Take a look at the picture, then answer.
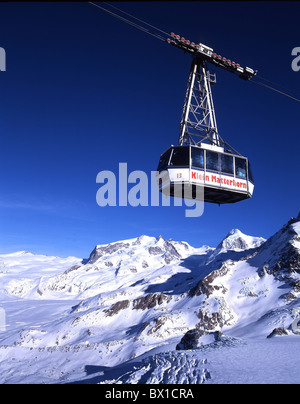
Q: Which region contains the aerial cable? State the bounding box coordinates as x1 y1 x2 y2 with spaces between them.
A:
88 2 166 42
102 2 170 38
88 2 300 105
250 79 300 103
256 75 300 98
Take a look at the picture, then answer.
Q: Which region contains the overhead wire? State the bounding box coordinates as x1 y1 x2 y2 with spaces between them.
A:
102 2 170 38
88 2 300 105
256 74 300 98
250 79 300 103
88 2 166 42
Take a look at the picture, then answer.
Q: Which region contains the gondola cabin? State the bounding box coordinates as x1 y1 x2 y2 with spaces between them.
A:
157 144 254 205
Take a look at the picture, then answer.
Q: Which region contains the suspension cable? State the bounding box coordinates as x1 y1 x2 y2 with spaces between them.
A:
256 75 300 98
103 2 170 38
250 79 300 103
88 2 166 42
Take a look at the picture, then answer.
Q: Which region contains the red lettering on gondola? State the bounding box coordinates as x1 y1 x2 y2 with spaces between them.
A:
192 171 247 190
191 171 209 181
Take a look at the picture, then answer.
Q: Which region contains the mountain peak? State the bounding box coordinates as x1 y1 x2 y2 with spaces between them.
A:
218 229 265 253
227 228 243 237
86 234 193 267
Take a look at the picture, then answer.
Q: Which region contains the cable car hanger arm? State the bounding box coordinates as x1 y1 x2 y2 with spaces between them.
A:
167 33 257 81
88 2 256 80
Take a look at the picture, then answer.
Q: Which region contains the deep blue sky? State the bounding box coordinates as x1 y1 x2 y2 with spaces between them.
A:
0 1 299 257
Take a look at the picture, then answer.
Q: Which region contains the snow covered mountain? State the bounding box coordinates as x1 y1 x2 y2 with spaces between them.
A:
0 214 299 384
211 228 265 256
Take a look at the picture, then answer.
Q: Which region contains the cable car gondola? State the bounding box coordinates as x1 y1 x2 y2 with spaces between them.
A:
157 38 256 205
157 144 254 205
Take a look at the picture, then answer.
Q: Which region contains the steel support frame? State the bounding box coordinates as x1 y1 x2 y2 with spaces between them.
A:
179 58 222 147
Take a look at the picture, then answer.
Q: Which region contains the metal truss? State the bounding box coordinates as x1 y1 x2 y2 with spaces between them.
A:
179 58 225 148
